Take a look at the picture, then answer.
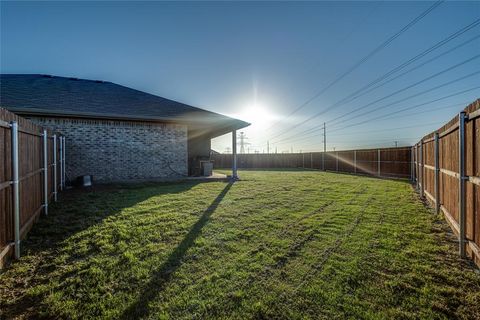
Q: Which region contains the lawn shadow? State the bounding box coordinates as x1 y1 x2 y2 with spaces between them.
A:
216 167 321 172
22 180 205 255
120 181 234 319
1 180 206 319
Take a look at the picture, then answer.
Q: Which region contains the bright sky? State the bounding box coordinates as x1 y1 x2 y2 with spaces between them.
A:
1 1 479 153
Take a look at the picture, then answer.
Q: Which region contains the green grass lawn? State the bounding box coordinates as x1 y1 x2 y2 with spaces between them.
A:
1 170 479 319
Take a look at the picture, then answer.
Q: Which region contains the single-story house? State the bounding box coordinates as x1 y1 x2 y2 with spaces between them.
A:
0 74 249 182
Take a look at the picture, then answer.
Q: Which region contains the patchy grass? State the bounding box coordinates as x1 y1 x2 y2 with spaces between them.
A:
1 170 479 319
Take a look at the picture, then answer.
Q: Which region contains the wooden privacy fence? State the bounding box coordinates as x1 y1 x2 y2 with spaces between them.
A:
211 147 412 179
413 99 480 266
0 108 66 268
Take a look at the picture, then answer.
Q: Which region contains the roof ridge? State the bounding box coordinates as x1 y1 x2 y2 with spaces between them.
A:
0 73 250 134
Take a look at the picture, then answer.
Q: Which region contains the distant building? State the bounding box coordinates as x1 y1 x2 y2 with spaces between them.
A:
0 74 249 182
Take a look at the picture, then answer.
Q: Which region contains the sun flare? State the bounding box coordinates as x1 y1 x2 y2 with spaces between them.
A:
237 103 275 128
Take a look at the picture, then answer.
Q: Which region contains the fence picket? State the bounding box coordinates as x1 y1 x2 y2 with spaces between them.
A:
0 108 64 267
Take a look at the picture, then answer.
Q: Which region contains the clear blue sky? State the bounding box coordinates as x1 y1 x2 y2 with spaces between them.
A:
1 1 479 153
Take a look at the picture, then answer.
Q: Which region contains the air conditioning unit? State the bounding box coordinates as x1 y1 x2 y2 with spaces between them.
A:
200 161 213 176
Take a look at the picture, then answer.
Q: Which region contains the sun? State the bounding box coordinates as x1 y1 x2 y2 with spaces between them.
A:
237 103 275 128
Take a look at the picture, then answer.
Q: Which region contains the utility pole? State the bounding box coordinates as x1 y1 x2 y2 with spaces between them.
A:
394 141 398 148
291 146 293 153
275 147 278 154
267 141 270 154
323 122 326 153
322 122 326 171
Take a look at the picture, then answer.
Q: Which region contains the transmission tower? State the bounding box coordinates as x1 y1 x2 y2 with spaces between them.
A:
238 132 250 154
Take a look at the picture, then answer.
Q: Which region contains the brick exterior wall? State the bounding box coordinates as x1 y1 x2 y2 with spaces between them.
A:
27 117 188 182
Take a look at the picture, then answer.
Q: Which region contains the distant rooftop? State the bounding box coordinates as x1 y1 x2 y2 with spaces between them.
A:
0 74 249 136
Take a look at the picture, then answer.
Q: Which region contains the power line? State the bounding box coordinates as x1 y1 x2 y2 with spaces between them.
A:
276 120 445 145
266 18 480 142
262 1 443 134
327 84 480 133
273 86 479 144
306 136 420 147
328 33 480 115
377 101 467 122
328 137 420 143
328 121 444 138
327 54 480 126
322 19 480 115
274 69 480 144
327 67 480 130
334 121 440 139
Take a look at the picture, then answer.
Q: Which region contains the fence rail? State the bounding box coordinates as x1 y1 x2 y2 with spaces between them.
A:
413 99 480 266
211 147 412 179
0 108 65 268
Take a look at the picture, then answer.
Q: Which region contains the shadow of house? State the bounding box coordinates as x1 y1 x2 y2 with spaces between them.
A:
1 180 204 319
120 181 234 319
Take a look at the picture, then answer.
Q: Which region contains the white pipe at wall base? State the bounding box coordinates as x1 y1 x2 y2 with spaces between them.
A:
11 122 20 259
43 130 48 215
459 112 467 258
53 134 57 202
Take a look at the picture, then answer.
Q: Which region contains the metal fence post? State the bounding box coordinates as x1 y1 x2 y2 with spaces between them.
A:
11 122 20 259
377 149 381 176
354 150 357 174
420 141 424 198
232 130 238 179
410 146 414 182
310 153 313 169
53 134 57 202
43 130 48 215
322 152 325 171
415 144 419 189
459 112 467 258
336 152 339 171
62 136 66 187
302 153 305 169
434 133 440 214
59 136 63 191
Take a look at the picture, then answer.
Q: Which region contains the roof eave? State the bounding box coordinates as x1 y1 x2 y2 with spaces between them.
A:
3 106 250 134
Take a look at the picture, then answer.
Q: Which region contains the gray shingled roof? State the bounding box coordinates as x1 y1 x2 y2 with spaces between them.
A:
0 74 249 135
